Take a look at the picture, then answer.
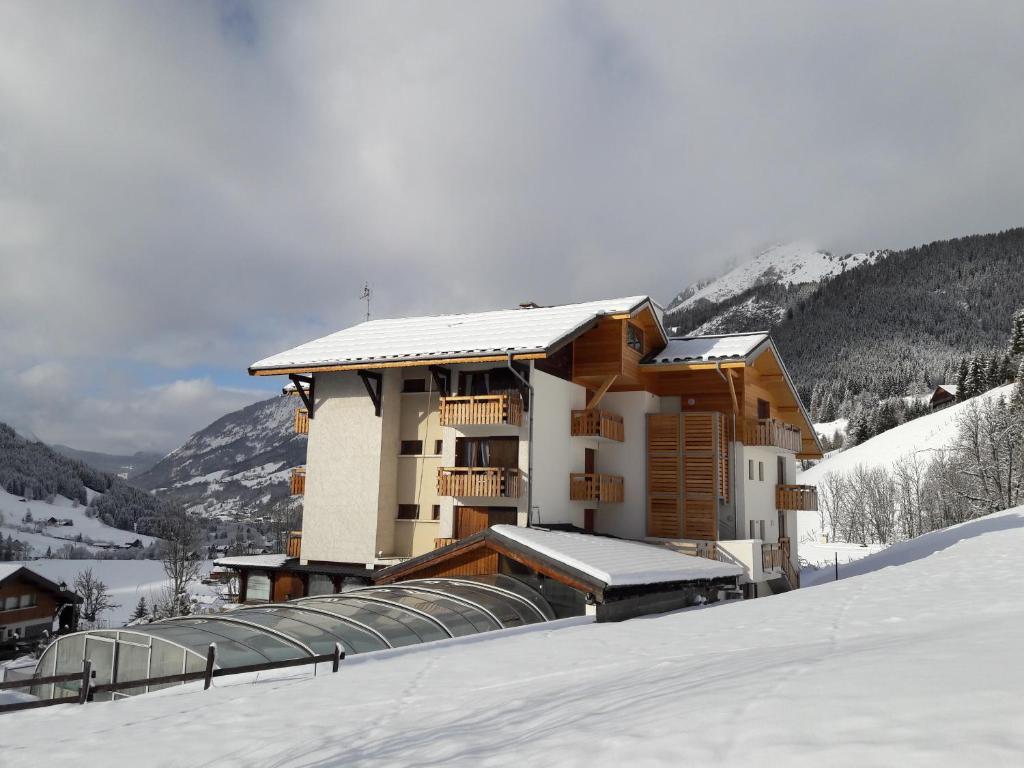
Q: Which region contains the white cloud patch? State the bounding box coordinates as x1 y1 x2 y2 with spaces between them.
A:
1 1 1024 451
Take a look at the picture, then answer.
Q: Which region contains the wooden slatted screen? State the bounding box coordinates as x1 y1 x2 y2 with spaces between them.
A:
682 412 718 541
646 414 682 538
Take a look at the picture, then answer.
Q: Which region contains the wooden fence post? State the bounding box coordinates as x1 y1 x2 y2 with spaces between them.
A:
78 660 92 705
332 643 345 673
204 643 217 691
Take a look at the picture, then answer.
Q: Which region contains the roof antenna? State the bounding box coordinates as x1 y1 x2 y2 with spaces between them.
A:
359 282 372 322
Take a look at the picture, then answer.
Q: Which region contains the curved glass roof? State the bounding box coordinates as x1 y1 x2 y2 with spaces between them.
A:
32 577 553 700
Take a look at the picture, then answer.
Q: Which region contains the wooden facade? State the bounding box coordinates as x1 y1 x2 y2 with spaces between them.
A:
439 392 524 427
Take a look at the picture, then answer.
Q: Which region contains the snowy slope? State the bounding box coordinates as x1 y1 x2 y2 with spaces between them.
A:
667 241 883 313
7 507 1024 766
0 488 157 556
798 384 1014 486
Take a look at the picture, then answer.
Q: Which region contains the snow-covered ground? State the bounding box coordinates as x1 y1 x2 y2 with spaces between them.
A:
813 416 848 442
0 487 158 556
6 507 1024 766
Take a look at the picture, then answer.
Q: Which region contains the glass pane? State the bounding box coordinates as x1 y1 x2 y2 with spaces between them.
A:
32 643 57 700
149 638 186 693
271 606 389 654
116 642 150 696
142 624 267 668
464 575 556 621
247 573 271 601
405 580 534 627
85 637 115 701
354 587 490 637
307 575 335 596
233 608 347 655
170 618 310 661
375 586 501 633
299 597 430 647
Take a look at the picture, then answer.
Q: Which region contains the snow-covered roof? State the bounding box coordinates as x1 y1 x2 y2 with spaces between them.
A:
214 554 290 569
935 384 958 396
492 526 742 587
0 563 22 582
642 332 769 365
250 296 656 372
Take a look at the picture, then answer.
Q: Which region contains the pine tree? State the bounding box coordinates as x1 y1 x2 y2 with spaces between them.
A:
1011 308 1024 356
130 596 148 622
987 354 1003 389
966 356 986 398
999 353 1014 384
956 358 969 399
1014 359 1024 411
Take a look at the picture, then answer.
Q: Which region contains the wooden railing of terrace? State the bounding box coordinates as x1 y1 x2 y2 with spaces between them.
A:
776 484 818 511
743 418 803 453
286 531 302 558
295 408 309 435
439 392 523 427
570 409 625 441
569 473 625 503
434 537 457 549
437 467 522 498
290 467 306 496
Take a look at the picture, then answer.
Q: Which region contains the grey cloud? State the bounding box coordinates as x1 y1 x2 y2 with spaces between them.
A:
1 1 1023 450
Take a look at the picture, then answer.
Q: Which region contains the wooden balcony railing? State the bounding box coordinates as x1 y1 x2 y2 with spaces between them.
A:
743 418 803 452
570 409 625 442
434 537 457 550
439 392 523 427
286 531 302 558
776 484 818 511
672 540 726 562
437 467 522 498
295 408 309 435
569 473 624 503
290 467 306 496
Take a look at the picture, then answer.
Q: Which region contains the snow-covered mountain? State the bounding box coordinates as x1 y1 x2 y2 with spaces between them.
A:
133 396 305 523
667 241 883 315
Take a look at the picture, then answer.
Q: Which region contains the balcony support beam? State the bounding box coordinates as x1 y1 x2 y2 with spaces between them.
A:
358 371 383 416
586 375 617 410
288 374 315 420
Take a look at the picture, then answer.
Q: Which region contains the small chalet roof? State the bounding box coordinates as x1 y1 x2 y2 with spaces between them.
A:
491 526 742 586
0 564 82 603
250 296 659 373
935 384 958 396
213 554 290 569
642 331 770 365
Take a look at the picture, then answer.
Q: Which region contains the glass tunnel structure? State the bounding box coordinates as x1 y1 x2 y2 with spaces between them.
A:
32 576 555 701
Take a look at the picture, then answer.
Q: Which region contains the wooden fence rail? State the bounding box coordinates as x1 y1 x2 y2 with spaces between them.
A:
0 643 343 715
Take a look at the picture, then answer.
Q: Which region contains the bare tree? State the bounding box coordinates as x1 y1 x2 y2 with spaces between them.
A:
160 516 202 617
73 568 119 628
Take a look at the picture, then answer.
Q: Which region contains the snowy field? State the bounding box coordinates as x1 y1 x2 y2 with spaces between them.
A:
17 559 222 626
0 487 158 555
5 507 1024 766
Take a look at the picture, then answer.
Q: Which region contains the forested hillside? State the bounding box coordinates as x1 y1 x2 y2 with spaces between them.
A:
0 422 186 538
773 228 1024 399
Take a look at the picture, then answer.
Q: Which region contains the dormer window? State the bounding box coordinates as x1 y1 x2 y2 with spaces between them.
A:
626 323 644 353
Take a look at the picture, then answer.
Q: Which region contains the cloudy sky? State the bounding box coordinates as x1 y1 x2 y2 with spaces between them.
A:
1 1 1023 454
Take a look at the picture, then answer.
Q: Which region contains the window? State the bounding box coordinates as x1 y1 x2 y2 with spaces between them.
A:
431 505 441 521
748 460 754 480
758 462 764 482
247 573 271 602
400 440 423 456
402 378 426 393
3 596 18 611
397 504 419 520
749 520 756 539
626 323 644 353
757 398 771 420
434 439 444 455
19 594 36 608
307 574 335 596
759 520 766 540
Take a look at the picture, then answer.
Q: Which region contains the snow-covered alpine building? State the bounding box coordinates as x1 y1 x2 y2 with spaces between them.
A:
222 295 820 606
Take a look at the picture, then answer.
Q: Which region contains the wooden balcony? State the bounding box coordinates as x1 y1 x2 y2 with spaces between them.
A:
290 467 306 496
437 467 522 498
439 392 523 427
570 409 624 442
286 531 302 558
434 537 457 549
569 473 624 503
743 418 803 452
295 408 309 435
776 484 818 511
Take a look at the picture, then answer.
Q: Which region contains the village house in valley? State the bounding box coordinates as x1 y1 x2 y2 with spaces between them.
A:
0 565 80 647
221 296 821 613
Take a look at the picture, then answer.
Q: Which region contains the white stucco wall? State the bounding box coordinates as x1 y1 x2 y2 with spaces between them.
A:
529 368 590 527
594 390 661 540
301 371 393 566
734 444 796 545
